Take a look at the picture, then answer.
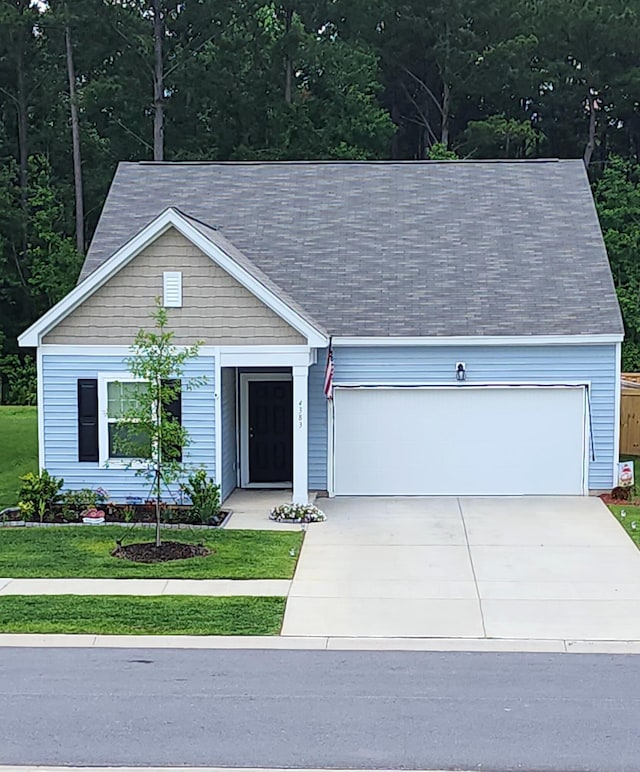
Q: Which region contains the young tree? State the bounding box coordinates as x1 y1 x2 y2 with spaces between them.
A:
116 301 205 547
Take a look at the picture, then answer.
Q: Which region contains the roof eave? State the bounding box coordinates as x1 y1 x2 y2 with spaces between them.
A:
332 334 624 346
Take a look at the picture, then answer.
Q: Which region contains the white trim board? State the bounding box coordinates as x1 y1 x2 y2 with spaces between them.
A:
332 335 623 346
214 348 222 491
613 341 622 486
38 344 316 367
36 347 45 470
239 373 293 489
18 207 328 349
332 380 592 389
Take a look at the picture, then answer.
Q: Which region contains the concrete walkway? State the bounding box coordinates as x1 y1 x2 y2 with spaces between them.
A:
282 496 640 640
0 578 290 596
224 489 317 530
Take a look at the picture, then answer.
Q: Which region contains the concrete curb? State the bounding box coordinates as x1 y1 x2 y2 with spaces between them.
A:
0 768 466 772
1 633 640 653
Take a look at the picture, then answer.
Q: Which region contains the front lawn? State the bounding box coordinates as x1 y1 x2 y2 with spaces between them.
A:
0 526 302 579
609 504 640 549
0 406 37 510
0 595 285 635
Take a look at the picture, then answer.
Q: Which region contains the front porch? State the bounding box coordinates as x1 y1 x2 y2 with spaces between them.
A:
216 346 319 506
223 489 320 530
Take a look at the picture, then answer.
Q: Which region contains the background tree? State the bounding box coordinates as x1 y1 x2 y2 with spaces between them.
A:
594 156 640 370
1 0 640 382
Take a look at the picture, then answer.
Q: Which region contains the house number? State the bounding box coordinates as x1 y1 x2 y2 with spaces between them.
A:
297 400 304 429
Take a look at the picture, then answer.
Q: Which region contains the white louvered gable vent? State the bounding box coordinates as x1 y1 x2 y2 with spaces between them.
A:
163 271 182 308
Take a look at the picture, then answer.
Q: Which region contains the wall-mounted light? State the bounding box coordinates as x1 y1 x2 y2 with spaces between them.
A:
455 362 466 381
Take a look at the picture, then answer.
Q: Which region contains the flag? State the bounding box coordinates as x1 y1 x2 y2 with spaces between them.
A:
323 346 334 399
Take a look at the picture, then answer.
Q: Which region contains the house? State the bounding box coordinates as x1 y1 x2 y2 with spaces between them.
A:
19 159 624 503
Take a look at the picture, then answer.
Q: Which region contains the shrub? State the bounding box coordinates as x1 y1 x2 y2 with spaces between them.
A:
0 354 37 405
179 468 221 524
18 470 64 522
269 503 326 522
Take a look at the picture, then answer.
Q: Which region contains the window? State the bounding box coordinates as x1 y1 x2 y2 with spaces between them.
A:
96 374 183 467
106 381 152 459
98 374 151 466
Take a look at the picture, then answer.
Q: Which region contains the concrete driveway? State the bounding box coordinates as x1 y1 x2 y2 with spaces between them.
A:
282 496 640 640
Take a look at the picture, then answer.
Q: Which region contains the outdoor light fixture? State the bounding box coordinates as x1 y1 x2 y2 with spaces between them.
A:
455 362 466 381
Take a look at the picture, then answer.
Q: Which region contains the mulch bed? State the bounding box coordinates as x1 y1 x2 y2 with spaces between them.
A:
0 504 229 528
111 541 212 563
599 493 639 505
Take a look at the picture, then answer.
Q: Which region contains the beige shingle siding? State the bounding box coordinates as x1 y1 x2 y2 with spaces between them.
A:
43 228 305 345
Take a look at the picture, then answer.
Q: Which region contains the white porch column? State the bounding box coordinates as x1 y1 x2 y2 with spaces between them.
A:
292 365 309 504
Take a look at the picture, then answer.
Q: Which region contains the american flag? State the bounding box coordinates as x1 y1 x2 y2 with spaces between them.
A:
323 346 334 399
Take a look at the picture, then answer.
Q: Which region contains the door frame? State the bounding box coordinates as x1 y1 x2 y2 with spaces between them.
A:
239 372 293 488
329 382 590 496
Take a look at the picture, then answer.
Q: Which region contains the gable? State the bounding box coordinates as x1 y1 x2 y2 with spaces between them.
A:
43 228 305 346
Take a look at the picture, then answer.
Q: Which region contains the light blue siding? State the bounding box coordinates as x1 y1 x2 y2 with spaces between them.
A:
42 343 616 498
220 367 237 501
308 355 328 490
42 354 215 502
333 345 618 491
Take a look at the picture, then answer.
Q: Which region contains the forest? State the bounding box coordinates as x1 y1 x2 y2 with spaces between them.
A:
1 0 640 403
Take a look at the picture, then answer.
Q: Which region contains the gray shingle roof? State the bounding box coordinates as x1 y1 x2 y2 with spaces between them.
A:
80 159 623 337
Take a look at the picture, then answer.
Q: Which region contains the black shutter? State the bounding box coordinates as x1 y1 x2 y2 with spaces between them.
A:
163 379 182 462
77 379 99 462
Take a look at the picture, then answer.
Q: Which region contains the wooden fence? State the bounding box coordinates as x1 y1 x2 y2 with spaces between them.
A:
620 373 640 455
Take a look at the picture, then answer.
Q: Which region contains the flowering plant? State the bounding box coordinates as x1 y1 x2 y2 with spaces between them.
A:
269 503 326 522
94 488 110 505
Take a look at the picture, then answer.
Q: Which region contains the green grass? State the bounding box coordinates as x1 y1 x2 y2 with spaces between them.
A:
0 595 285 635
0 526 303 578
0 406 37 510
609 504 640 549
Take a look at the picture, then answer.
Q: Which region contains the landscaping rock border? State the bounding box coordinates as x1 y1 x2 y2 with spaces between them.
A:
0 508 232 529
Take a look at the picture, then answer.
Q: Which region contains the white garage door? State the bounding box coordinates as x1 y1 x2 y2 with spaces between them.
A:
333 386 586 496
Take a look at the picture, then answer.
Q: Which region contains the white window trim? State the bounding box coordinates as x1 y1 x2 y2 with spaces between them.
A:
97 372 150 469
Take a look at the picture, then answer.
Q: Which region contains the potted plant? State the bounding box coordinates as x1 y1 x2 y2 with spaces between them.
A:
82 506 106 525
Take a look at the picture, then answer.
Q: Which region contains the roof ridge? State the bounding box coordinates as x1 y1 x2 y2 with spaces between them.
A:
126 158 566 167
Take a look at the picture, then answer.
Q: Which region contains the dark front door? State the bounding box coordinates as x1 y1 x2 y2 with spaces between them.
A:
248 380 293 483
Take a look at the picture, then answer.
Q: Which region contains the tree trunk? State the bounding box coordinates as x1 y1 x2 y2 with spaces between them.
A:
583 91 597 168
155 374 162 547
152 0 164 161
441 81 451 146
16 43 28 251
155 468 161 547
284 6 293 104
65 19 85 255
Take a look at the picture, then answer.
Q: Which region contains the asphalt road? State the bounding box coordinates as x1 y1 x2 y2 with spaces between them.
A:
0 647 639 771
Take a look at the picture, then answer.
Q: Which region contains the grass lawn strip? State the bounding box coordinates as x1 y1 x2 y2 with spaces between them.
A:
0 406 37 510
609 504 640 549
0 526 303 579
0 595 285 635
